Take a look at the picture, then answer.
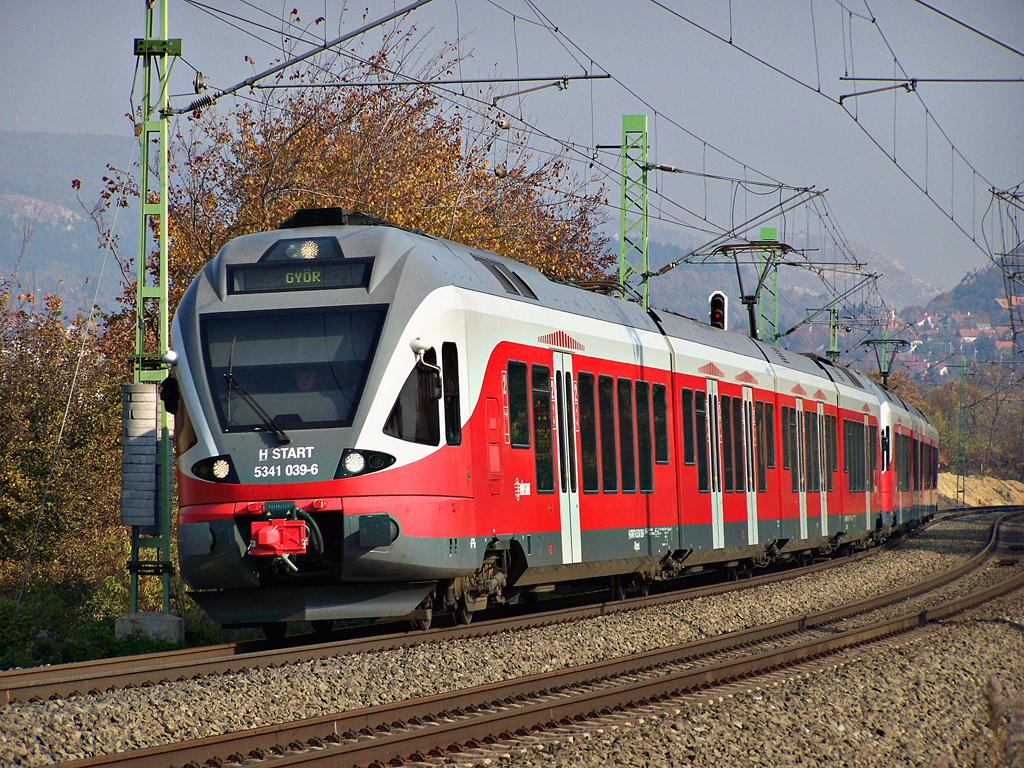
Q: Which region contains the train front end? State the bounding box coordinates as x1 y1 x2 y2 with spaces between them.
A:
169 212 467 628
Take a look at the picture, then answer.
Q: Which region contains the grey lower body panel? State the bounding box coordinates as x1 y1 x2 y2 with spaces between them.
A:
188 582 436 626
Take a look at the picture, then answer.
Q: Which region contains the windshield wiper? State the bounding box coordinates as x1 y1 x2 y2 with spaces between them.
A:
224 338 291 445
225 373 292 445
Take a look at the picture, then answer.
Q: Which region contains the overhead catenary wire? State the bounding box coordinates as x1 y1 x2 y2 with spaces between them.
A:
161 1 892 346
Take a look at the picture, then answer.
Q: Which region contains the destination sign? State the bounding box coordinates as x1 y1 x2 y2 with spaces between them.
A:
228 259 372 294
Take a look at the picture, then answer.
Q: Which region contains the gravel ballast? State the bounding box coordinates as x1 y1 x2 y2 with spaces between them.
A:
0 511 1020 767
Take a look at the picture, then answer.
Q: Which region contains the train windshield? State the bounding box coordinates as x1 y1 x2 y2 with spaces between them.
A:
200 307 386 433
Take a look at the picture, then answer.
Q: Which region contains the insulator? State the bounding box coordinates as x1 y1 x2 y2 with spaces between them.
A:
186 94 215 113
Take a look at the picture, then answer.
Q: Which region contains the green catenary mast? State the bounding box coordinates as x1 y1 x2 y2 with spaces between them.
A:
126 0 178 615
619 115 649 310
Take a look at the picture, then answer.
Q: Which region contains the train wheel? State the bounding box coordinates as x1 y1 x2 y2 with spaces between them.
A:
262 622 287 641
638 577 651 597
455 594 474 626
410 604 433 631
610 575 627 601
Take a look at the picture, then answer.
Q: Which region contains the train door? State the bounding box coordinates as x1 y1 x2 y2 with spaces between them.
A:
552 352 582 564
795 398 808 539
742 387 758 545
707 379 724 549
817 404 828 536
863 414 872 530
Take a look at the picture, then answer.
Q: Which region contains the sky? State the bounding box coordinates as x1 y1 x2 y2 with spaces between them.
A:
1 0 1022 292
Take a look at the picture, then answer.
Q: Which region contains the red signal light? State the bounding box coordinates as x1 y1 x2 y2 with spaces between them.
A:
709 291 728 330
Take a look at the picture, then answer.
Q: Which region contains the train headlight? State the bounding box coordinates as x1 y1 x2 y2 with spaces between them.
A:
335 448 396 479
343 451 366 475
192 454 240 484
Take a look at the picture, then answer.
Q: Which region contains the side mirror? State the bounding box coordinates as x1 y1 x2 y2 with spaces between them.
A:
160 376 180 415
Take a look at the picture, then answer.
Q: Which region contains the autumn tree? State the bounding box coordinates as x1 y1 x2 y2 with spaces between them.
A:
156 28 611 321
0 294 127 609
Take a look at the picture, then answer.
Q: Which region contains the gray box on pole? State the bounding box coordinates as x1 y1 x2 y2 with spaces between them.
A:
120 383 160 528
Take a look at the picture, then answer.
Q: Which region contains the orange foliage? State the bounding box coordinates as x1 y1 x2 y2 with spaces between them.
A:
164 36 611 313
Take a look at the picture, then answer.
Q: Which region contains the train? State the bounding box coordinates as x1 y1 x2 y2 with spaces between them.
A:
166 207 938 632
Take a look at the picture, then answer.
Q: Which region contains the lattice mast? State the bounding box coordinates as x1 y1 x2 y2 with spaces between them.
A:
126 0 178 613
619 115 649 310
756 227 781 345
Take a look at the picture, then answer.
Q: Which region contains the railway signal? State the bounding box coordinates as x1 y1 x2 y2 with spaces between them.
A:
709 291 728 330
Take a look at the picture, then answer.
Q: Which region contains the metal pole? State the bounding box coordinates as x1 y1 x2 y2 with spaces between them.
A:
619 115 649 310
128 0 176 614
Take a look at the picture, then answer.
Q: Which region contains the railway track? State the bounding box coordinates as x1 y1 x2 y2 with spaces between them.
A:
0 510 967 706
48 508 1023 768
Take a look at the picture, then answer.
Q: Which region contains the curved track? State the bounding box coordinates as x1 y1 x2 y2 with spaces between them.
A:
45 508 1023 768
1 510 966 705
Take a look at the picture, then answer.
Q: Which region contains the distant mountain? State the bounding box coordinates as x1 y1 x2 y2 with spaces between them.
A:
0 131 137 311
643 234 941 324
921 263 1008 322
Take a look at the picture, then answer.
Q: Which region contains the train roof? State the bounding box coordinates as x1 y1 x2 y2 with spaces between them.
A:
205 213 918 417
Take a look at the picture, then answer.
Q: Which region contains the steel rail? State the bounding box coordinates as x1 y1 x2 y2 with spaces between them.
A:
51 510 1021 768
0 506 998 705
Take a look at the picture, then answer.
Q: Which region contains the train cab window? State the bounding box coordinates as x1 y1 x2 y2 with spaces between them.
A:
578 372 600 493
598 375 618 492
721 395 734 493
442 342 461 446
532 365 555 493
636 381 654 493
695 391 709 493
618 378 637 493
507 361 530 448
653 383 669 464
383 348 440 446
681 388 696 465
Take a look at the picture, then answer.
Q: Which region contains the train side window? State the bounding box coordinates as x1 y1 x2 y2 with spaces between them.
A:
652 383 669 464
636 381 654 493
733 396 745 493
765 402 776 469
789 408 799 494
681 388 695 465
721 395 734 493
531 365 554 493
695 391 709 493
824 414 833 493
598 375 618 493
442 342 461 446
829 415 839 473
869 425 878 491
781 405 791 471
383 348 440 446
618 378 637 493
578 372 600 493
507 361 530 448
755 401 767 493
555 375 568 493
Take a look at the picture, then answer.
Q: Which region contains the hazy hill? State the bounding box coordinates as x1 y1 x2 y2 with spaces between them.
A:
920 263 1008 322
0 131 136 310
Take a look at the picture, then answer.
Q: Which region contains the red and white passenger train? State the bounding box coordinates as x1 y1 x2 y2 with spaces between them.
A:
168 208 938 631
